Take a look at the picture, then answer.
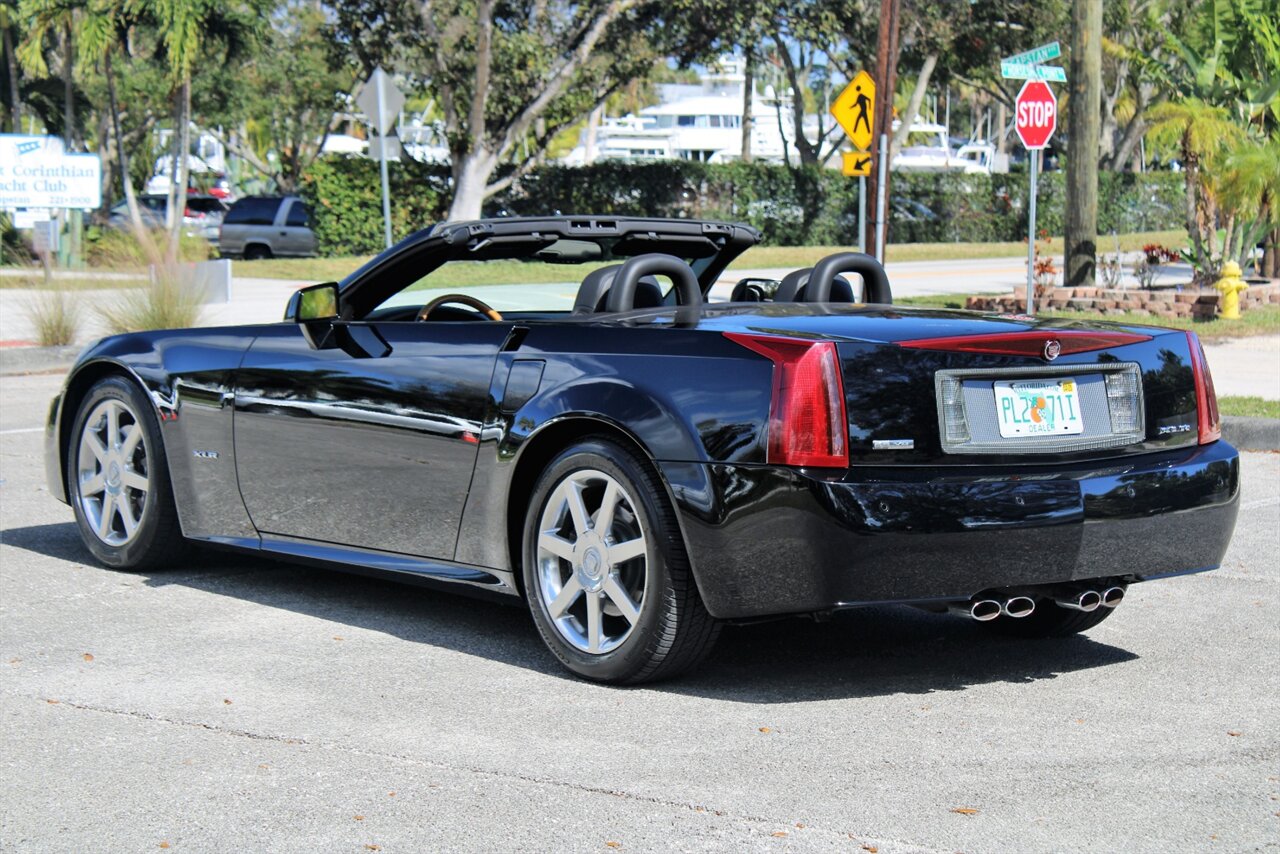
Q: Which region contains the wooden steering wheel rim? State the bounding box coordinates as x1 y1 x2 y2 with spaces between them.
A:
416 293 503 322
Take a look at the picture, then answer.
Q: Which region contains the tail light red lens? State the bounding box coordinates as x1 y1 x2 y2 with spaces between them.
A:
724 332 848 468
1185 331 1221 444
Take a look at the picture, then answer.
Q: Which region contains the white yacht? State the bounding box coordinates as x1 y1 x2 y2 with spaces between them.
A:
891 120 995 174
568 56 802 165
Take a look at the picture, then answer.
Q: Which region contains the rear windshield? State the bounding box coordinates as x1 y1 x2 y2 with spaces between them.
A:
224 197 281 225
186 197 228 214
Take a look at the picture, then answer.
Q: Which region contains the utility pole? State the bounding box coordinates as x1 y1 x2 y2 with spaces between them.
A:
1065 0 1101 288
741 49 754 163
865 0 900 256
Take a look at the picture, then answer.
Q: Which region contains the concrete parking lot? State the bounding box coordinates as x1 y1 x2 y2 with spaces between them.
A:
1 369 1277 853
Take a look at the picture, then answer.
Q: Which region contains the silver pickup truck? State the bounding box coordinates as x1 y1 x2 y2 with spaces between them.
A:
218 195 318 259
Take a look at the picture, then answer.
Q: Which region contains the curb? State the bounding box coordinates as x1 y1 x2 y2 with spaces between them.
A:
0 344 82 376
1221 416 1280 452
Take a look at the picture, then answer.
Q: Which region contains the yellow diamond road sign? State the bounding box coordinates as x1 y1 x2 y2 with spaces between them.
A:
832 70 876 152
841 151 872 177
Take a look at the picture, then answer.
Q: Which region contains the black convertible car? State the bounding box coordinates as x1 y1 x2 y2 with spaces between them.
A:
46 217 1239 683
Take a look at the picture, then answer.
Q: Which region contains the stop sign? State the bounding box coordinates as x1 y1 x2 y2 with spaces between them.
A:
1015 80 1057 150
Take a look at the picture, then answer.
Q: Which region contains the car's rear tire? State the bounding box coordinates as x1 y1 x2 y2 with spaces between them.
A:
243 244 272 260
980 597 1118 638
66 376 188 570
522 437 720 684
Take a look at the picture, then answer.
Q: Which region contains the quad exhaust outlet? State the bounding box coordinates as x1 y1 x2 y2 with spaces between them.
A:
950 599 1004 622
1054 589 1102 612
951 585 1126 622
950 596 1035 621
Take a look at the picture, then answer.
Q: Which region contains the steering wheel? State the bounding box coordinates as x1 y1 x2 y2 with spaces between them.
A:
416 293 503 321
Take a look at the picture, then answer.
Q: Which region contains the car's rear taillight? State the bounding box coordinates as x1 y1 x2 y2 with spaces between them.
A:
1186 331 1221 444
724 332 848 468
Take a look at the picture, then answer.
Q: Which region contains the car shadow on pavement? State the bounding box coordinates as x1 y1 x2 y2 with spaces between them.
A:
3 522 1139 702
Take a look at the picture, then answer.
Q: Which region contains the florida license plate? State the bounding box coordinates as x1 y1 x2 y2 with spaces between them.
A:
994 378 1084 438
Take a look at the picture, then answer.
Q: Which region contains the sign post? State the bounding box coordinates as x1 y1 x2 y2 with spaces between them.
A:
1015 79 1058 316
830 70 877 258
356 68 405 250
858 177 867 254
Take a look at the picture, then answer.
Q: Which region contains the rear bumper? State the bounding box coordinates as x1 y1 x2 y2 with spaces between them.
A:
662 441 1240 620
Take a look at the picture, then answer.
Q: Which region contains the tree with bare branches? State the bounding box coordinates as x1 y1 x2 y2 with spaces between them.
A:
409 0 718 221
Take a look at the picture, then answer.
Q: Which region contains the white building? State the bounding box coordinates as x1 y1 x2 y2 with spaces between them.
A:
567 57 803 165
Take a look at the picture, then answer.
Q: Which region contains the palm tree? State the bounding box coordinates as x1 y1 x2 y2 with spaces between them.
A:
76 0 160 262
1217 136 1280 275
16 0 78 147
130 0 258 261
2 2 22 131
1146 98 1243 276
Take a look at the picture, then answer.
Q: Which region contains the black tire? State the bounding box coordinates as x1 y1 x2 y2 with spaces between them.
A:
243 244 272 260
66 376 188 570
980 598 1118 638
522 437 720 684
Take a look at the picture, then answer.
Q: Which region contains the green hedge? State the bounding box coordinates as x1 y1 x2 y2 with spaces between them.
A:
299 156 451 255
298 155 1185 255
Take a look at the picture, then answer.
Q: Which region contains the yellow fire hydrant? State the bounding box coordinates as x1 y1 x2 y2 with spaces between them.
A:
1215 261 1249 320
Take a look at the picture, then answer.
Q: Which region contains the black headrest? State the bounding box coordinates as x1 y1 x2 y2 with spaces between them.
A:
573 265 621 314
633 278 664 309
574 265 664 314
730 280 768 302
775 269 856 302
775 268 811 302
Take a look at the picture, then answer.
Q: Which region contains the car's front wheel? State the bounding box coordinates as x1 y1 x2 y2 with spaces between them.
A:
67 376 187 570
522 437 720 684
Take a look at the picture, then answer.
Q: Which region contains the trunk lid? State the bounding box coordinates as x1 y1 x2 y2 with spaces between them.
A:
699 304 1205 465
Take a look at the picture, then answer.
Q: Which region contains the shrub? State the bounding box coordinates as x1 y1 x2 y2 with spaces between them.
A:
298 155 451 255
296 156 1189 253
97 269 205 333
23 286 83 346
85 226 213 269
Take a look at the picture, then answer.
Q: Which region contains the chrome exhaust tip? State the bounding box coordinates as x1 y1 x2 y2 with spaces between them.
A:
1055 589 1102 612
1101 586 1126 609
950 599 1003 622
1002 596 1036 619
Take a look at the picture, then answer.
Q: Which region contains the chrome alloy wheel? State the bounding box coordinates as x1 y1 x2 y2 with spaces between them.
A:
76 398 150 547
535 469 648 655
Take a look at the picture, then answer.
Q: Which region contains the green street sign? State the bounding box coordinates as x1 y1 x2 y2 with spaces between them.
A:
1003 41 1061 66
1001 62 1067 82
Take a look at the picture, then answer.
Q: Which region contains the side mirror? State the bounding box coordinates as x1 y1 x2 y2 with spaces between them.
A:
286 281 340 322
286 282 341 350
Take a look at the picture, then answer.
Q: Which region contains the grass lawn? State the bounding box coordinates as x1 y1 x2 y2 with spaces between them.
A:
0 228 1197 286
221 228 1190 284
0 272 148 290
896 293 1280 340
733 229 1187 269
1218 396 1280 419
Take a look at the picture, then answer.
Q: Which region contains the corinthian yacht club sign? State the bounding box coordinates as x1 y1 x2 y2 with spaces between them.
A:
0 135 101 209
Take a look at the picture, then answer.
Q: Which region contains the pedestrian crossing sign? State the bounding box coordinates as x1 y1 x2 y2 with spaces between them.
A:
831 70 876 152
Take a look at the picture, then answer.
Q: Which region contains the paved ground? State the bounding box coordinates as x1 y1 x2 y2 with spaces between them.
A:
1 370 1277 852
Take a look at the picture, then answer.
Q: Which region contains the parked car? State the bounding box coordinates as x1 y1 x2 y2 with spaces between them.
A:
106 193 229 241
45 216 1239 684
217 195 317 259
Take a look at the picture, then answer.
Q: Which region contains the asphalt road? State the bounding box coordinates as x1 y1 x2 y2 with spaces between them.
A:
2 370 1277 853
